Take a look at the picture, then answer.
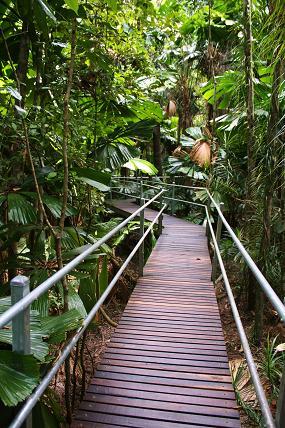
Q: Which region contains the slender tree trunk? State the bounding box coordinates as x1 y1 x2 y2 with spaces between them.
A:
244 0 255 178
254 60 282 343
153 124 163 176
243 0 256 311
16 19 30 104
53 19 77 423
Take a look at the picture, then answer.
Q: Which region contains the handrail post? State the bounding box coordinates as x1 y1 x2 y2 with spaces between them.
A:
11 275 31 355
212 202 224 282
140 179 143 202
139 197 145 276
206 195 211 237
11 275 32 428
158 188 163 235
276 350 285 427
171 181 175 216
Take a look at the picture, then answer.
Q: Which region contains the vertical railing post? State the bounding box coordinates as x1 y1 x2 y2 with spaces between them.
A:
276 316 285 428
206 194 211 237
139 197 145 276
11 275 31 355
211 202 224 281
171 181 175 216
140 179 143 202
158 187 163 236
136 174 139 197
11 275 32 428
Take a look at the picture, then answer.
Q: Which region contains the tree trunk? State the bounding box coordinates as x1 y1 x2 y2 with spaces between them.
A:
244 0 255 179
153 124 163 176
254 60 282 343
243 0 256 311
16 19 30 104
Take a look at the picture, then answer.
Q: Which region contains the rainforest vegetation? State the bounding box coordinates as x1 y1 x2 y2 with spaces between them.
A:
0 0 284 426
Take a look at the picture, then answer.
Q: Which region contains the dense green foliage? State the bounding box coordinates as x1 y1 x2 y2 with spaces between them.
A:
0 0 284 425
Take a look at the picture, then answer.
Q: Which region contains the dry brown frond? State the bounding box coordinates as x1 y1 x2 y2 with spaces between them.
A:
190 140 211 167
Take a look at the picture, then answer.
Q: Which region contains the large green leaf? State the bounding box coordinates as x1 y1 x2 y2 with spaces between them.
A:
0 330 49 362
124 158 158 175
41 309 83 344
68 287 87 318
185 127 203 140
79 273 97 313
8 193 37 224
0 351 39 407
78 177 109 192
65 0 78 13
130 100 163 122
75 168 111 185
43 195 77 218
75 168 110 192
97 142 139 170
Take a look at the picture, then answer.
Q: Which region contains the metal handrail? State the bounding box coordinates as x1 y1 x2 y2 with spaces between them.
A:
4 174 283 427
0 190 165 330
9 201 167 428
0 188 167 427
163 195 206 209
206 189 285 322
112 176 206 191
205 207 275 428
111 178 161 191
112 178 285 319
110 176 284 426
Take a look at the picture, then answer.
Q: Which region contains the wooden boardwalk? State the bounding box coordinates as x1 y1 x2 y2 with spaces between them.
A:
72 200 240 428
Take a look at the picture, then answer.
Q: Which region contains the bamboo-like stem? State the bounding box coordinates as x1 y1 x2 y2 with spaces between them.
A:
55 19 77 424
243 0 256 311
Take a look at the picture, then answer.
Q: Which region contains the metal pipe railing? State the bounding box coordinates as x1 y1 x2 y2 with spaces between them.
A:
111 176 284 426
9 202 167 428
206 190 285 322
112 178 285 321
163 195 206 209
4 174 283 427
205 207 275 428
112 176 206 191
0 190 165 330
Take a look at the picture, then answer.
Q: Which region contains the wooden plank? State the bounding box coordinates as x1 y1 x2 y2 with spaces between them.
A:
73 200 240 427
115 321 224 334
105 346 231 365
112 334 226 355
88 383 237 409
93 371 236 396
96 364 234 389
114 329 225 342
78 402 240 428
90 378 237 403
102 353 231 374
103 346 228 367
73 410 207 428
103 353 231 374
83 393 239 420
